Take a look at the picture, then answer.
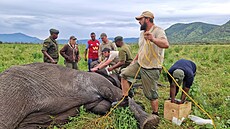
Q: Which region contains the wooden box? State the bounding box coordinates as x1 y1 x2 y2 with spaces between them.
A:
164 100 192 121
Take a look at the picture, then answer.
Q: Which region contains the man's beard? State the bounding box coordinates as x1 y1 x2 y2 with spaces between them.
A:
140 22 147 31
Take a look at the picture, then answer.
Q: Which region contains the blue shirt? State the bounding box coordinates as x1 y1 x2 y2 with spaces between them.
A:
168 59 196 88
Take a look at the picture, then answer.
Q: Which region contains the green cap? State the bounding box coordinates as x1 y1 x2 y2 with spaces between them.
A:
172 69 184 85
49 28 59 34
114 36 123 42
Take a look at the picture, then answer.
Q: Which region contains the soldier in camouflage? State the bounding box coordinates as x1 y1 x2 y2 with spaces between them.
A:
41 28 59 64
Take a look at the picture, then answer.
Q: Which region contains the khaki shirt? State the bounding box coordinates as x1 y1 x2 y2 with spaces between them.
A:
107 51 119 66
101 51 119 73
138 26 167 69
119 44 133 69
42 36 59 63
98 40 117 61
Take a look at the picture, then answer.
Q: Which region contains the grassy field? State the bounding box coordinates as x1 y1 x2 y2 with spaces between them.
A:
0 43 229 129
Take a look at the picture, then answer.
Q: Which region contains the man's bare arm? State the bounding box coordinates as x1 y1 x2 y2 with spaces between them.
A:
42 50 56 63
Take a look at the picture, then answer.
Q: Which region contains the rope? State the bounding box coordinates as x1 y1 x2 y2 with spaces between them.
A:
95 66 141 127
94 38 216 129
145 40 216 129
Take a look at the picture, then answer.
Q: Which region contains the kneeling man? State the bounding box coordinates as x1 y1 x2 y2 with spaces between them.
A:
91 48 119 74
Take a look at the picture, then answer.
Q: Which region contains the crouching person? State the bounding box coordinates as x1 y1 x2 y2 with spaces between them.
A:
91 48 119 74
167 59 196 104
60 36 80 70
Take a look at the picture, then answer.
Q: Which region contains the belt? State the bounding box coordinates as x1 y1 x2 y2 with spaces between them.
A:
142 67 162 71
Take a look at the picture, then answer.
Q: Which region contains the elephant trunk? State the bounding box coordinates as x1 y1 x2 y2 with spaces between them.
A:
129 98 160 129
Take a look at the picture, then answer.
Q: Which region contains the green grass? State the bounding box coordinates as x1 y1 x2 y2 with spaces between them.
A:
0 43 229 129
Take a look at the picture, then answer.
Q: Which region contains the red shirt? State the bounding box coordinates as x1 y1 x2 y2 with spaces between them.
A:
86 39 100 59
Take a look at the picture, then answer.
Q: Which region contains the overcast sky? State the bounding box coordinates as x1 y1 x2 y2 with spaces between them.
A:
0 0 230 39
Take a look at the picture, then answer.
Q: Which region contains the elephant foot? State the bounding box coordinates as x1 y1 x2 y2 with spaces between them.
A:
142 115 160 129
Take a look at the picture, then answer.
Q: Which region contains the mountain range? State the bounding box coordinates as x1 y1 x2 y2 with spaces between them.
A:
0 20 229 44
165 20 230 43
0 33 138 44
0 33 41 43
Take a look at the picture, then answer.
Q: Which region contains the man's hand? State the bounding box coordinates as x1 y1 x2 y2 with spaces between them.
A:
130 54 138 65
144 31 155 42
130 61 135 65
170 98 185 104
108 67 113 71
91 67 98 72
51 59 57 64
176 101 184 104
67 57 72 62
78 56 81 61
171 99 175 103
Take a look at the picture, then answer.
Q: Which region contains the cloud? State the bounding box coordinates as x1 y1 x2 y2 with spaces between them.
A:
0 0 229 39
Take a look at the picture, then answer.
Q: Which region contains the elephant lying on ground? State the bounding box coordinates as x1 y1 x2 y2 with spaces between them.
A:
0 63 159 129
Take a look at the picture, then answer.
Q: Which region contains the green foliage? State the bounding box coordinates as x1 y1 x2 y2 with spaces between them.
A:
0 43 229 129
188 81 208 117
54 106 138 129
60 106 99 129
32 52 42 60
111 107 138 129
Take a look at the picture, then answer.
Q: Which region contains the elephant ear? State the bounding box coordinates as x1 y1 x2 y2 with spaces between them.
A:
109 74 121 88
95 69 120 88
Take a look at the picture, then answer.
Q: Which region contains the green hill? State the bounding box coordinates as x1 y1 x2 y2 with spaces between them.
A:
166 20 230 43
201 20 230 43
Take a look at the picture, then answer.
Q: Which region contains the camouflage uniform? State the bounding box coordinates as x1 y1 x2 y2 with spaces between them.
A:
42 36 59 63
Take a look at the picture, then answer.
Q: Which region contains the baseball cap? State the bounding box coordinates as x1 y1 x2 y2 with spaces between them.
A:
100 33 107 38
69 36 77 40
49 28 59 34
102 48 111 52
135 11 154 20
172 69 185 85
114 36 123 42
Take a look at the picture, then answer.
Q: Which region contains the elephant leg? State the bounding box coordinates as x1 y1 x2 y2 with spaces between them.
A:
17 107 79 129
90 100 111 115
129 98 160 129
53 107 80 124
17 112 52 129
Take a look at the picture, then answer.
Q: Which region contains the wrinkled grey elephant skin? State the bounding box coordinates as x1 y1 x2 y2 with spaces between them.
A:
0 63 122 129
0 63 159 129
